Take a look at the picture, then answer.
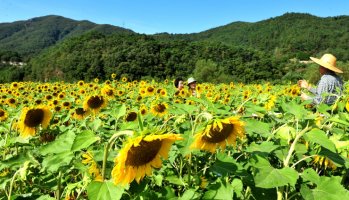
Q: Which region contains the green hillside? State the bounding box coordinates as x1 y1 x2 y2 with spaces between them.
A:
0 15 133 59
1 13 349 83
26 32 285 83
155 13 349 60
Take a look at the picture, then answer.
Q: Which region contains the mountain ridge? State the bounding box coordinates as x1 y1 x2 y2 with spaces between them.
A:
0 15 134 59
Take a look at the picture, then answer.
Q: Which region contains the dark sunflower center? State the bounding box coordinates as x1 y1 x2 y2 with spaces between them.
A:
202 123 234 143
9 98 16 104
63 102 70 106
154 104 166 113
147 87 154 93
24 109 45 127
75 108 86 115
106 90 114 96
54 106 61 112
87 96 104 109
125 112 137 121
125 139 162 166
0 110 5 117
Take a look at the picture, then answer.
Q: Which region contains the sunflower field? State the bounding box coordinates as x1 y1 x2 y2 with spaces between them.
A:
1 76 349 200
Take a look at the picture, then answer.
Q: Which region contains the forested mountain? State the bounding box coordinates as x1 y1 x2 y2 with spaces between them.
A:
0 15 133 59
155 13 349 60
1 13 349 83
27 32 286 83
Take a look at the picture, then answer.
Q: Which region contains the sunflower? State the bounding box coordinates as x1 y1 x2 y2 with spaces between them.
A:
104 80 111 85
111 73 117 79
242 90 251 101
139 105 148 115
116 90 125 97
58 92 66 99
111 133 183 185
83 95 107 114
77 80 85 87
101 85 116 99
71 108 89 120
94 78 99 83
62 101 71 110
54 106 62 112
139 80 147 87
159 89 167 97
11 82 19 89
17 106 52 138
191 117 245 153
200 176 208 189
139 88 146 96
121 77 128 82
81 151 103 182
35 99 43 105
125 111 138 122
52 99 59 106
79 89 86 95
6 98 17 107
150 102 168 117
146 86 155 96
312 155 337 170
136 95 143 102
0 108 8 122
45 94 53 101
346 98 349 112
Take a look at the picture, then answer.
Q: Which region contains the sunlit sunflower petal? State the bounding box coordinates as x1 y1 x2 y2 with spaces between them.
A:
18 106 52 138
112 133 182 185
190 116 245 153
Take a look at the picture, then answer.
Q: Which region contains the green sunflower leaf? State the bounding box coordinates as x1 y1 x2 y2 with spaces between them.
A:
254 167 299 188
245 119 270 137
179 189 200 200
300 176 349 200
301 168 320 184
211 153 238 176
71 130 100 152
39 130 76 155
246 141 279 154
203 179 234 200
303 128 336 152
41 151 74 172
87 181 124 200
281 101 306 120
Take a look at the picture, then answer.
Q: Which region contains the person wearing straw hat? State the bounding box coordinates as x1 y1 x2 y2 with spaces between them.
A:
187 77 198 97
298 53 343 105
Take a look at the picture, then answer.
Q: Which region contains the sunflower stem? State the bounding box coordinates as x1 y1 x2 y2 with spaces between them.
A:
7 169 20 200
283 123 311 167
137 111 144 132
187 154 192 188
102 131 134 181
277 186 284 200
56 171 62 200
102 144 108 181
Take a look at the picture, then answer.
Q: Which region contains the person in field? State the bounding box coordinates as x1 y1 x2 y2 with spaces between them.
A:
298 53 343 105
187 77 198 97
174 77 184 91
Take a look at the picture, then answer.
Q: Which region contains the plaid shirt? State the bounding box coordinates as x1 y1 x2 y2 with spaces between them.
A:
309 72 343 105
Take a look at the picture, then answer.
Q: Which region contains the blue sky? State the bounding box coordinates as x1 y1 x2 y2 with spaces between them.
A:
1 0 348 34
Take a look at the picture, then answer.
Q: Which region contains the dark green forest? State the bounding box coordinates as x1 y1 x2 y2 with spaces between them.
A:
27 32 287 83
1 13 349 83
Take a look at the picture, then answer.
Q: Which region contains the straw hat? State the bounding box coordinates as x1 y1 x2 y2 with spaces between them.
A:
310 54 343 73
187 77 196 85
